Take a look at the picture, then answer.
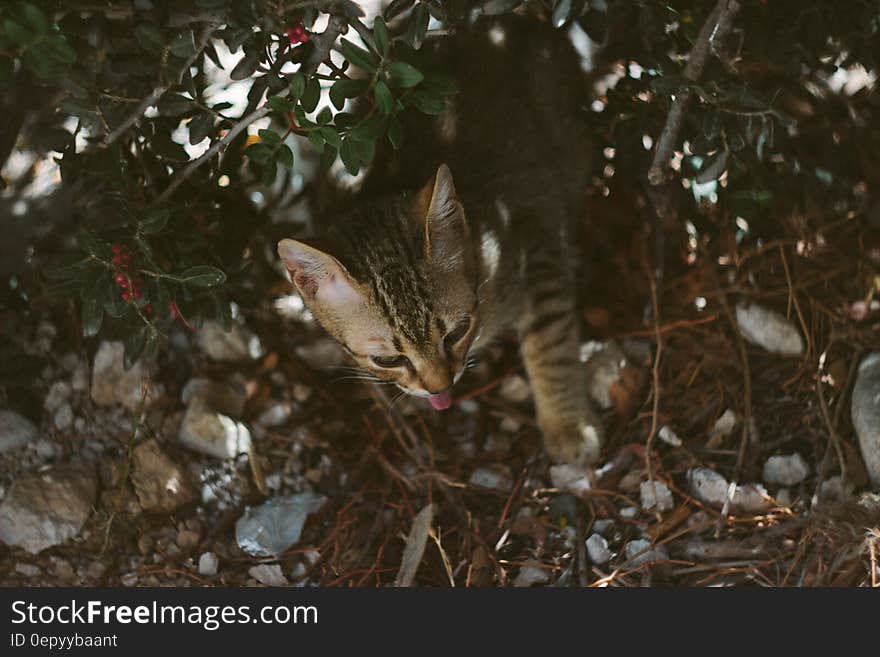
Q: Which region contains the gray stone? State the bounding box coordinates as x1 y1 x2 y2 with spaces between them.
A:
53 403 74 431
248 564 288 586
513 564 550 587
181 378 246 417
15 563 41 577
257 402 292 428
762 453 810 486
625 539 670 566
198 552 219 576
178 398 252 459
735 302 804 357
581 340 627 410
294 338 346 370
687 467 771 514
0 410 38 453
44 381 72 413
851 352 880 486
549 464 593 494
235 493 327 557
499 375 531 403
131 439 197 512
586 533 611 564
91 341 156 412
640 480 675 512
468 466 513 492
198 321 263 362
0 464 97 554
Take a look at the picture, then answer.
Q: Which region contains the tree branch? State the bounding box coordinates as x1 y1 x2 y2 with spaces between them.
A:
153 14 348 205
100 25 216 149
647 0 742 186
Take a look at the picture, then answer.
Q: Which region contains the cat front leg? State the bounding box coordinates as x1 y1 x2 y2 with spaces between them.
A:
518 281 603 465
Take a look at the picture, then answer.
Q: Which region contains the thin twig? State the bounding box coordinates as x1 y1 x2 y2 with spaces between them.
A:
153 14 347 205
101 25 216 148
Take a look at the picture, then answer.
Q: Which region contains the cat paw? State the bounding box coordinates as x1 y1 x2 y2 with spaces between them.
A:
542 420 603 465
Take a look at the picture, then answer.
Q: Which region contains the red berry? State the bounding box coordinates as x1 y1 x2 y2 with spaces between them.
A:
145 304 153 315
121 291 132 301
134 289 142 300
112 244 123 255
114 273 126 285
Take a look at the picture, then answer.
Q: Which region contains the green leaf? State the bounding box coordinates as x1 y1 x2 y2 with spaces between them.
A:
409 88 445 115
81 296 103 338
301 76 321 113
482 0 522 15
258 128 282 145
330 78 368 110
385 0 415 21
317 106 333 125
308 130 325 154
276 143 294 167
339 38 380 72
20 3 47 36
170 30 197 58
246 142 273 164
388 117 403 150
3 19 33 46
386 60 423 88
339 137 361 175
189 111 214 144
289 72 306 101
21 48 51 78
135 23 165 53
124 328 148 370
339 0 366 18
267 94 294 113
178 265 227 287
230 49 261 80
320 144 338 169
261 162 277 186
374 17 391 56
551 0 572 28
374 81 394 115
158 92 195 116
320 127 341 148
350 115 386 141
76 229 112 259
406 4 430 49
140 209 170 235
44 35 77 64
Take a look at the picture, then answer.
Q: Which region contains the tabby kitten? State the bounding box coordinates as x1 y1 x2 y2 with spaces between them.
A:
278 14 603 463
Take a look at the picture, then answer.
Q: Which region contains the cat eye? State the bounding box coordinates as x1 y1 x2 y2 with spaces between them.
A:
444 318 471 351
371 354 410 369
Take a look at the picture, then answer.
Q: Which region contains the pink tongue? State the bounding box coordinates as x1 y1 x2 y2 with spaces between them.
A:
428 391 452 410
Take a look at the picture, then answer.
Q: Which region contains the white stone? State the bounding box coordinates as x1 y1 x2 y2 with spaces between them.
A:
198 552 219 576
91 341 156 412
581 340 627 410
762 453 810 486
53 403 74 430
198 321 263 362
640 480 675 512
687 467 772 514
625 539 669 566
44 381 72 413
851 352 880 486
236 493 327 557
178 399 251 459
512 564 550 587
549 464 593 493
468 466 513 492
249 564 288 586
586 533 611 564
735 302 804 357
658 425 682 447
0 410 38 453
499 375 531 403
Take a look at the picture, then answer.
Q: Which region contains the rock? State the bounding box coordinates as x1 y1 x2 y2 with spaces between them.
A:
658 425 682 447
581 340 627 410
131 439 197 512
625 538 669 566
819 475 854 502
549 464 593 494
292 383 313 403
0 410 38 453
295 337 346 370
586 534 611 564
499 375 531 403
257 402 293 428
468 466 513 492
248 564 288 586
619 505 639 519
640 480 674 512
735 302 804 357
181 378 246 417
91 341 156 412
15 563 41 578
710 409 738 439
762 453 810 486
235 493 327 557
198 321 263 362
44 381 72 413
53 403 74 431
198 552 219 576
851 352 880 486
178 398 252 459
687 467 772 514
0 464 97 554
775 488 793 507
513 564 549 587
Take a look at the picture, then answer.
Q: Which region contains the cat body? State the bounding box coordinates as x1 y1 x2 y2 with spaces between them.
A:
279 15 602 463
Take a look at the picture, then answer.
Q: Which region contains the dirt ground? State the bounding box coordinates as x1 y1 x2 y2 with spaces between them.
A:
1 185 880 588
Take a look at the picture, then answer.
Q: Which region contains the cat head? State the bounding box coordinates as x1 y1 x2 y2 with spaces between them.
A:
278 164 479 409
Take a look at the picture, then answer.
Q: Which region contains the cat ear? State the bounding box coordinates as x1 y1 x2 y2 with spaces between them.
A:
277 239 361 309
415 164 470 265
